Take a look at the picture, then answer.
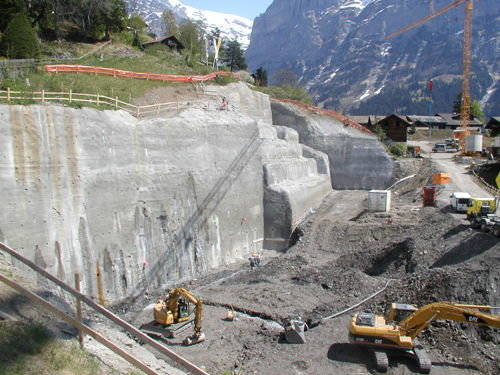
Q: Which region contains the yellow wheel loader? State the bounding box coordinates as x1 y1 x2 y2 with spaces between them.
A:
141 288 206 345
349 302 500 373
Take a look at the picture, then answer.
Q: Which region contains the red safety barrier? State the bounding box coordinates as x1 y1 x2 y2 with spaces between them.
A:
44 65 239 83
270 98 373 134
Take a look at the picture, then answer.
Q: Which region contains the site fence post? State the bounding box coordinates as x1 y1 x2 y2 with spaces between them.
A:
115 97 118 109
41 89 45 103
97 93 100 107
69 89 72 103
74 273 84 348
7 87 10 102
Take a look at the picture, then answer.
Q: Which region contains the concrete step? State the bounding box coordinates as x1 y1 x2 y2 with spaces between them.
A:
264 158 319 186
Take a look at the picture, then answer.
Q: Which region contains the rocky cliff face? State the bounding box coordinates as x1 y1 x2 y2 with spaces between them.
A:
246 0 500 116
126 0 253 47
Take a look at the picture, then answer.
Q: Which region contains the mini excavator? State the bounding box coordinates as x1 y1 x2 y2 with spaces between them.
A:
349 302 500 373
140 288 206 345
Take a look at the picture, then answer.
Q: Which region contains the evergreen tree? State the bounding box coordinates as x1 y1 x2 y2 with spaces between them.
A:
0 0 25 33
178 20 203 65
1 13 39 58
453 92 485 121
253 67 268 87
224 40 246 72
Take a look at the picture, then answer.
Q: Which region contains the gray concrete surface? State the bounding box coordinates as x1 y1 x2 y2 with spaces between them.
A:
271 101 394 190
261 125 332 250
0 85 331 300
0 103 266 302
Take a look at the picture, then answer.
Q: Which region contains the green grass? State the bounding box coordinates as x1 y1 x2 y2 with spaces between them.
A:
0 321 109 375
252 85 313 105
0 41 226 107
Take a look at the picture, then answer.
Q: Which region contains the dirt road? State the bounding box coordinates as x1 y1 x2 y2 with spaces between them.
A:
410 141 491 199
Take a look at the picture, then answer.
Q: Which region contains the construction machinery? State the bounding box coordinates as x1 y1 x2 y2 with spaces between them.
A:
349 302 500 373
140 288 206 345
466 197 496 230
387 0 475 152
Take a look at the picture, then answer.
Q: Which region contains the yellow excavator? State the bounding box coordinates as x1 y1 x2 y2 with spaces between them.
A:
141 288 206 345
349 302 500 373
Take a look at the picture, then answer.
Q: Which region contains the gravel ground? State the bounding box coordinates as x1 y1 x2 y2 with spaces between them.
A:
119 157 499 375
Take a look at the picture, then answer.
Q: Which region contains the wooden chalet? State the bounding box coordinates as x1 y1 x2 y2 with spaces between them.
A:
406 115 447 129
376 114 410 142
486 117 500 136
142 35 185 52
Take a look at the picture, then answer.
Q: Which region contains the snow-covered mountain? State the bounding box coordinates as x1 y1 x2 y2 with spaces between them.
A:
126 0 253 47
247 0 500 116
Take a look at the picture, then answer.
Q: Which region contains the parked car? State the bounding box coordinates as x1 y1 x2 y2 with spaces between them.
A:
432 143 458 153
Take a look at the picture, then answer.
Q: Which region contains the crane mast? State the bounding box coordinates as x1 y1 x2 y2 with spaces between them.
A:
386 0 475 151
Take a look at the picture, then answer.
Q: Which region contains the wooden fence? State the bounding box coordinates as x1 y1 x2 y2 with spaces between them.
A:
0 242 209 375
0 88 205 117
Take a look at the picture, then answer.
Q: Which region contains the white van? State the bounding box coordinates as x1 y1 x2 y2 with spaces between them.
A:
449 192 472 212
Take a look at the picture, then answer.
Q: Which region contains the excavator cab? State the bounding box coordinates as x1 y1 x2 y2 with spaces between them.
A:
386 303 418 323
177 298 191 321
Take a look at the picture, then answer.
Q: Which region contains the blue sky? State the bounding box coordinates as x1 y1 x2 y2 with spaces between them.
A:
181 0 274 19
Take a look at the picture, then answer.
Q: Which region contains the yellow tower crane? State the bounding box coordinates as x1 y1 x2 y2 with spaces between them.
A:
386 0 475 150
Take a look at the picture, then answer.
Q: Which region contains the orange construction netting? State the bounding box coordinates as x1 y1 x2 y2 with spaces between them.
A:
270 98 373 134
44 64 238 83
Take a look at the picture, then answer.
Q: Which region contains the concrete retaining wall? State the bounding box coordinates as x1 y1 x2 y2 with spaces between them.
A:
261 125 332 250
271 102 394 190
0 84 334 300
0 104 265 302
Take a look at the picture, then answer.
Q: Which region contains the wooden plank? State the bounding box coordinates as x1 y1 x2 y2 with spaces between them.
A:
0 242 208 375
0 273 162 375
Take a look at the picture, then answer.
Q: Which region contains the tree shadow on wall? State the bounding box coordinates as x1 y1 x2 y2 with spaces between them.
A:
128 130 264 304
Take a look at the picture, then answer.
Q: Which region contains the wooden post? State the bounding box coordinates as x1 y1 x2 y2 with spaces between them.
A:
97 93 100 107
69 89 72 103
0 273 162 375
136 107 140 117
7 87 10 102
115 97 118 109
41 90 45 103
0 242 209 375
74 273 84 348
96 261 105 306
157 104 160 115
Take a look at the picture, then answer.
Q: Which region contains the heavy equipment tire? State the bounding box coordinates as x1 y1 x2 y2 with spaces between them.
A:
372 350 389 373
480 223 489 232
493 227 500 238
470 220 480 229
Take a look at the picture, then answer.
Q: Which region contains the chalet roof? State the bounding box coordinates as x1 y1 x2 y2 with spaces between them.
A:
406 115 445 123
486 117 500 129
436 113 483 126
142 35 185 49
349 116 371 124
377 114 410 125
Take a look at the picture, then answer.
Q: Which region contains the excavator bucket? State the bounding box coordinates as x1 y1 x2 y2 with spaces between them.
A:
284 319 306 344
183 332 206 346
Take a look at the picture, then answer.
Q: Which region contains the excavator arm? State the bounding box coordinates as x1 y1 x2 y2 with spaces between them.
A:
399 302 500 338
167 288 204 335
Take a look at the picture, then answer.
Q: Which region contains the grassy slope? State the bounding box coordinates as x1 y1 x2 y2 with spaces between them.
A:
0 41 225 107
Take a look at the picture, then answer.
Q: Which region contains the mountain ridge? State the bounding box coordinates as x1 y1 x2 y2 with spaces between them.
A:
126 0 253 47
246 0 499 116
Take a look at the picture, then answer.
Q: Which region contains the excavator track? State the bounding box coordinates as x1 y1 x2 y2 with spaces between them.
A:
413 341 432 374
371 349 389 373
